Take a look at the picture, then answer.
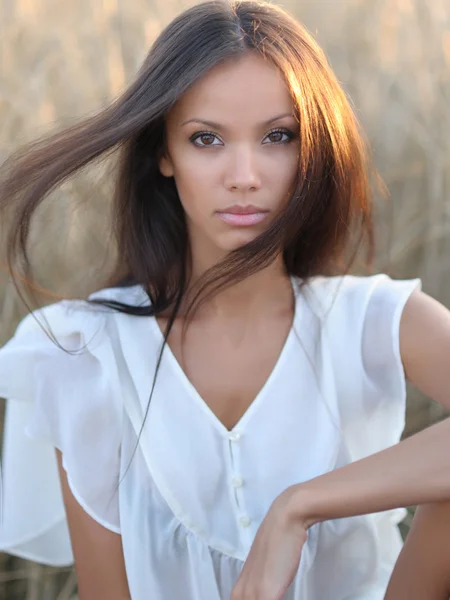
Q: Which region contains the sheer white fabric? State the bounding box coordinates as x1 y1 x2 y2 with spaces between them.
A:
0 274 421 599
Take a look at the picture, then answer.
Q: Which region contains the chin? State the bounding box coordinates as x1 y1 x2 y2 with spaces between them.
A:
216 230 262 253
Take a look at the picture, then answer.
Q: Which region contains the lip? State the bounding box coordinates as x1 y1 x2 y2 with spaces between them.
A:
216 205 269 227
219 204 265 215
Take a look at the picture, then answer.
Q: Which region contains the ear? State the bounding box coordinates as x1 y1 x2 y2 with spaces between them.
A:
158 153 174 178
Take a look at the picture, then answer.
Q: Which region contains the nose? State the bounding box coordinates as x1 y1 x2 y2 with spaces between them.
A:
224 146 262 192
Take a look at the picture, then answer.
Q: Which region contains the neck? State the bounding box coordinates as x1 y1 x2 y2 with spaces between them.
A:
185 253 294 320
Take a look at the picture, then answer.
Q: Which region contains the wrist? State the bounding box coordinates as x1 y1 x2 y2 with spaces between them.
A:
283 483 319 530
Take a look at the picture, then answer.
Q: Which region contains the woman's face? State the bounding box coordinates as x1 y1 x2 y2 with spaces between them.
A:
159 52 300 264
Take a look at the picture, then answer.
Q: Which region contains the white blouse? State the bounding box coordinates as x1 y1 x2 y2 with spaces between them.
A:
0 274 421 600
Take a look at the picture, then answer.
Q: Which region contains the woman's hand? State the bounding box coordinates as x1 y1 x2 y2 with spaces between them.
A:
231 487 309 600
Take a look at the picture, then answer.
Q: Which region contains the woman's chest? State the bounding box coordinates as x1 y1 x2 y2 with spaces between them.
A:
160 314 293 431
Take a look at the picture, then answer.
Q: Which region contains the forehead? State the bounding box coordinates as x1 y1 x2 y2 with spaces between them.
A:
166 52 294 128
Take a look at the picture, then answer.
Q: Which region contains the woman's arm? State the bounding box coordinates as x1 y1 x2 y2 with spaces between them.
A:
288 413 450 526
384 501 450 599
56 450 131 600
287 288 450 525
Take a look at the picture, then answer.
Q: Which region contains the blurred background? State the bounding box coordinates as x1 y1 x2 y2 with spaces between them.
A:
0 0 449 597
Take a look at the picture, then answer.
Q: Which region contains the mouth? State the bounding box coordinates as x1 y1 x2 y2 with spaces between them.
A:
215 205 270 227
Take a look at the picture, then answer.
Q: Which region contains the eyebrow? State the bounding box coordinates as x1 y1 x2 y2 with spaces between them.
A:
181 112 296 129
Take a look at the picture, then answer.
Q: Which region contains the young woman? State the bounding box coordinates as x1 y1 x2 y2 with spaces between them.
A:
1 1 450 599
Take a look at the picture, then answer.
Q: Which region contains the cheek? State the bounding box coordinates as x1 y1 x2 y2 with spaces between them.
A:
171 159 216 219
275 148 299 179
265 152 299 202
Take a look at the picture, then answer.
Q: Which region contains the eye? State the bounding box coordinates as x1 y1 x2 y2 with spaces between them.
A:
189 131 223 148
263 128 296 145
189 127 297 148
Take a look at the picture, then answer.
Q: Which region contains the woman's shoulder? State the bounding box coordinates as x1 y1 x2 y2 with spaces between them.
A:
302 271 420 294
298 272 422 318
87 282 147 305
7 282 146 341
0 283 148 405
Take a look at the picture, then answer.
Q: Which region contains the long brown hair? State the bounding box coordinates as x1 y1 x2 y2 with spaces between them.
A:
1 0 376 324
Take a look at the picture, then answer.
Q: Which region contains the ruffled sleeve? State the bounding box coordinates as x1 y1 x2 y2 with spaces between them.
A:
304 273 422 456
360 274 422 408
0 299 123 566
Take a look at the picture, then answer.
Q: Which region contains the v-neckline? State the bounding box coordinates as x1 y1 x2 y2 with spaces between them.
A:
147 277 300 435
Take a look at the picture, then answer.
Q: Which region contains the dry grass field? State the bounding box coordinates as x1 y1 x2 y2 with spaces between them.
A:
0 0 449 597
